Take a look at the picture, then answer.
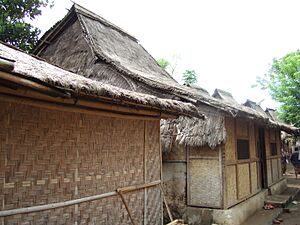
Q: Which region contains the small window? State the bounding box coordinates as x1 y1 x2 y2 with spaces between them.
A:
271 143 277 156
237 139 250 160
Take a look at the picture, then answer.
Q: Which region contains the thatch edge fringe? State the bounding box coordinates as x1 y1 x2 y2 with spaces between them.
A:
0 43 204 118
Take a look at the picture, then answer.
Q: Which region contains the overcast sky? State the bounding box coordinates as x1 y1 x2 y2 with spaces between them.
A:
32 0 300 109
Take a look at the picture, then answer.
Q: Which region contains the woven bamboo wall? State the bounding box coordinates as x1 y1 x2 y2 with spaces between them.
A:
162 142 186 161
267 159 272 185
236 118 248 139
264 128 282 186
249 122 257 159
265 129 271 157
188 146 222 208
250 162 259 192
237 163 251 199
224 118 262 209
276 130 283 179
225 117 236 162
224 165 237 207
0 100 162 225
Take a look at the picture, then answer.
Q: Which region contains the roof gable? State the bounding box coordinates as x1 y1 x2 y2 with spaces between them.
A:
243 99 267 116
212 88 238 105
33 4 181 95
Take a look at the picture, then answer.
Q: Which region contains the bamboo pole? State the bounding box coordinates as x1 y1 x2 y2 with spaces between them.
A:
0 191 117 217
0 82 178 119
0 58 14 71
0 180 160 217
117 190 137 225
160 184 173 222
0 94 161 121
0 71 70 98
117 180 161 193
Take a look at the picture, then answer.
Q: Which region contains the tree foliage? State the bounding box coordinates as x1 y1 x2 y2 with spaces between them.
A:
257 50 300 127
157 58 170 70
182 70 197 85
0 0 53 52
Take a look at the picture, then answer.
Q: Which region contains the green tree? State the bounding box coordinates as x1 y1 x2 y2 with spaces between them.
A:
157 58 170 70
182 70 197 85
0 0 53 52
257 50 300 127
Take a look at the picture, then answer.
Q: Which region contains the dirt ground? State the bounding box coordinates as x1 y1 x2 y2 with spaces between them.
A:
277 191 300 225
276 163 300 225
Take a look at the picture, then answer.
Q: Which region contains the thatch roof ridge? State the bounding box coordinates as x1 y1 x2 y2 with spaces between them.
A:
33 4 196 102
265 108 278 121
0 43 203 118
212 88 238 104
73 4 138 42
243 99 268 116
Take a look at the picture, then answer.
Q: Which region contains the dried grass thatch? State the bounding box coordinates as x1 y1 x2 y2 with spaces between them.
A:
31 4 299 144
161 87 300 151
0 43 203 118
161 107 226 152
33 4 189 99
212 88 239 105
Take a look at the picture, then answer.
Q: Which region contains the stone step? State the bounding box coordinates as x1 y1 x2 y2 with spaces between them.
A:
264 187 300 208
241 187 299 225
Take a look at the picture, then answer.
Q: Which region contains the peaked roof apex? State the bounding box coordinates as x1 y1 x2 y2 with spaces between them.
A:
72 4 138 42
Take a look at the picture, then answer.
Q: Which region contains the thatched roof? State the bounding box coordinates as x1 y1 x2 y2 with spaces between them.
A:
32 3 293 126
161 108 226 152
243 99 266 116
265 108 279 122
212 88 239 105
161 88 300 152
30 4 299 149
0 42 203 118
33 4 194 100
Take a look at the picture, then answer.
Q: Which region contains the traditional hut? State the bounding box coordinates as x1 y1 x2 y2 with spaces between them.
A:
161 87 300 225
0 43 202 225
30 4 300 224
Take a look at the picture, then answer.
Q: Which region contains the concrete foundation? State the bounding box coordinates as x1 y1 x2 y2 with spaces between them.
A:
213 190 268 225
268 178 287 195
184 190 268 225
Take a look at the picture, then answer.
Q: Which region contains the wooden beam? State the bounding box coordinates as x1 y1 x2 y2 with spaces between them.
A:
0 71 70 98
0 93 161 121
0 77 178 119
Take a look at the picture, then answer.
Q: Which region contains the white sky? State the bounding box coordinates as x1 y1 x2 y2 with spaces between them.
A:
32 0 300 109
